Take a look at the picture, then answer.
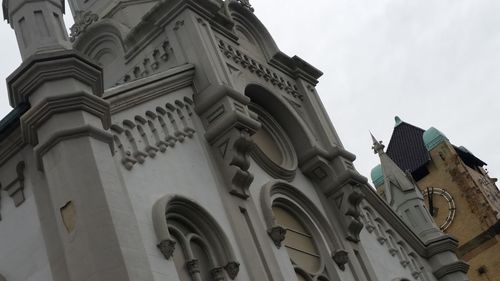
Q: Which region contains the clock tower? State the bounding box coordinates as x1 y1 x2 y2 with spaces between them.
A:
371 117 500 281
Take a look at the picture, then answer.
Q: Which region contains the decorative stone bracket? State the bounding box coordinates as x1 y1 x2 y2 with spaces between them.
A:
0 161 26 220
302 150 368 242
332 250 349 271
195 85 260 199
267 225 287 248
157 239 176 260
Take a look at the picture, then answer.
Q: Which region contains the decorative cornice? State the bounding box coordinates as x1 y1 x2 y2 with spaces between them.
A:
217 39 303 101
111 96 196 170
433 261 469 279
21 92 111 146
118 40 173 85
106 64 195 114
7 50 103 107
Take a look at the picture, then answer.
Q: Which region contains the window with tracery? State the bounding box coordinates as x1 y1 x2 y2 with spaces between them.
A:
153 197 240 281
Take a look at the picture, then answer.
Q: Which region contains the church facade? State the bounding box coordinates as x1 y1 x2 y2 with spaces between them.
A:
0 1 469 281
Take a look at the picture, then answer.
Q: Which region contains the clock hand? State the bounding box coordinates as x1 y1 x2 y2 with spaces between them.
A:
428 187 435 217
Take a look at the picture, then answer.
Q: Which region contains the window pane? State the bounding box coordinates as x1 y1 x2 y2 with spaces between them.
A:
273 206 321 273
252 127 283 165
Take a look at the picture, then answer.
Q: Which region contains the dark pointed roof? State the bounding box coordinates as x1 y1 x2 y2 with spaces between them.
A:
386 121 430 174
385 118 487 177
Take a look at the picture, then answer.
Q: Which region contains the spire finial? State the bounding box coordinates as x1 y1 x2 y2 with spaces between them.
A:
395 116 403 127
370 132 385 155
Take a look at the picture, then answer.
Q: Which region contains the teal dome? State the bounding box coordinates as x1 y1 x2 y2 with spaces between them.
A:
371 164 384 187
423 127 448 151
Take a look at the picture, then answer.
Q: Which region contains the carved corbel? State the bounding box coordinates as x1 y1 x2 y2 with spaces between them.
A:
301 151 367 242
332 250 349 271
224 261 240 280
157 239 176 260
195 85 260 199
267 226 287 248
2 161 26 208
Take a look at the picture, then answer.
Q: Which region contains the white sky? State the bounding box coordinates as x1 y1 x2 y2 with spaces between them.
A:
0 0 498 183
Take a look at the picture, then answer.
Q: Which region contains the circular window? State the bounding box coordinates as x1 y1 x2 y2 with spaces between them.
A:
249 104 297 181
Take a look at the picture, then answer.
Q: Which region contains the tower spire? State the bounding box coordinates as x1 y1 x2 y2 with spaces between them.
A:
370 133 443 242
370 132 385 155
3 0 71 60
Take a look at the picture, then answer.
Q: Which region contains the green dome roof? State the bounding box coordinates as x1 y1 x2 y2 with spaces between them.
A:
423 127 448 151
371 164 384 186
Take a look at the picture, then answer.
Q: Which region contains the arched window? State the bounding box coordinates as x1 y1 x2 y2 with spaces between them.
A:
261 180 345 281
153 196 240 281
273 205 321 274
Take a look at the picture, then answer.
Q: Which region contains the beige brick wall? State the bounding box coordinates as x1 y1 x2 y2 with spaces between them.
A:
416 142 499 281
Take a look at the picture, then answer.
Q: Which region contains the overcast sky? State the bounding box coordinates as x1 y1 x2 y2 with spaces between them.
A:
0 0 498 183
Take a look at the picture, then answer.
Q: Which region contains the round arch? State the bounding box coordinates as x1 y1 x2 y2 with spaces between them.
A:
152 194 238 267
245 84 317 163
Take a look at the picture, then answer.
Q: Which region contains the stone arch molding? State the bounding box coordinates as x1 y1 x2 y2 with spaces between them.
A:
152 195 240 279
245 84 317 164
261 179 352 276
226 1 280 61
260 180 344 253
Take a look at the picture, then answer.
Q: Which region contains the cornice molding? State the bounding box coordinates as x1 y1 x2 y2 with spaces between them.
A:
7 50 103 107
106 64 195 113
433 261 469 279
21 92 111 146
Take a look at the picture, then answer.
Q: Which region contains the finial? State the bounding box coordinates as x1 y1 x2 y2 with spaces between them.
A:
370 132 385 155
237 0 254 12
394 116 403 127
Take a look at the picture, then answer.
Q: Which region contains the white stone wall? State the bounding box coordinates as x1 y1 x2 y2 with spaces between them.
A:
0 161 53 281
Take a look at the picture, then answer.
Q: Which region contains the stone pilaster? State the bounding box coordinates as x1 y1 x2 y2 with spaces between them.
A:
7 49 154 281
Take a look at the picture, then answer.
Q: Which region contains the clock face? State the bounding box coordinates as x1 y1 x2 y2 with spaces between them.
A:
422 187 456 231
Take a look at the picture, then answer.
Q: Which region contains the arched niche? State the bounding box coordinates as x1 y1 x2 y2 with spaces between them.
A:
245 84 316 164
152 195 240 279
73 19 127 88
